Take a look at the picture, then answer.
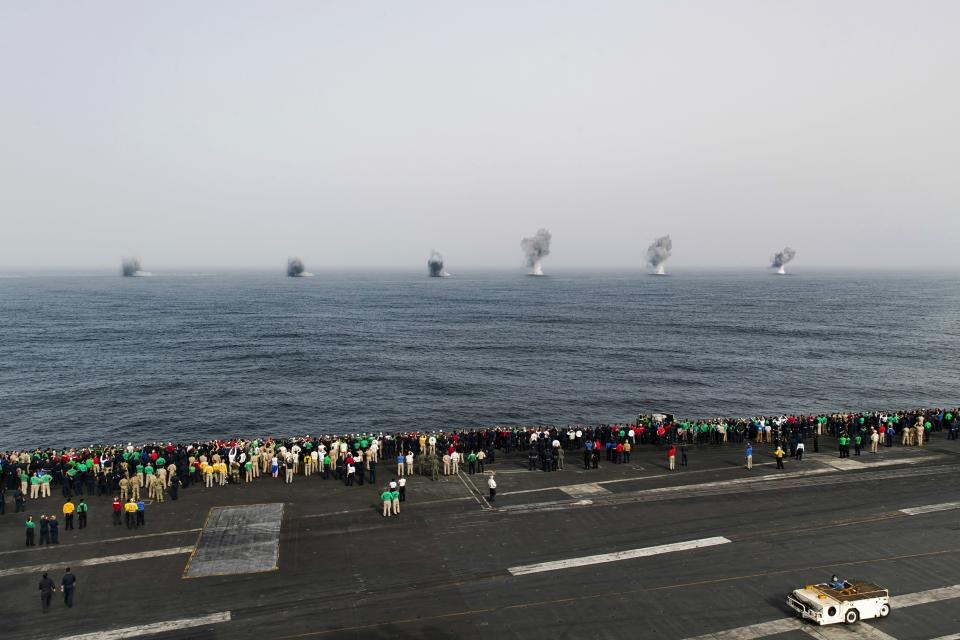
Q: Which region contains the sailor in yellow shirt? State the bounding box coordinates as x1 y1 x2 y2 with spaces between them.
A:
775 446 786 470
201 463 212 488
123 499 138 529
218 462 228 486
62 500 76 530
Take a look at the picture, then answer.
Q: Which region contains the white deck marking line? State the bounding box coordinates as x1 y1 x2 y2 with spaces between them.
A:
813 454 939 472
678 617 803 639
890 583 960 607
559 483 612 498
683 583 960 640
502 453 940 497
455 471 489 510
58 611 231 640
461 471 493 510
0 528 202 557
0 546 195 578
508 536 730 576
929 634 960 640
300 496 474 518
801 622 897 640
900 501 960 516
501 463 776 496
502 466 834 497
500 468 836 507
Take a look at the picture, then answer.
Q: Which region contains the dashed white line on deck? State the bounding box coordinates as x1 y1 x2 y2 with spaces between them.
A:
890 583 960 607
0 546 195 578
801 622 897 640
502 465 833 497
0 528 202 557
900 501 960 516
508 536 731 576
58 611 231 640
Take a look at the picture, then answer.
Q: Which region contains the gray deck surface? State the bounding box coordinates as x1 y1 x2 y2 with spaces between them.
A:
1 437 958 640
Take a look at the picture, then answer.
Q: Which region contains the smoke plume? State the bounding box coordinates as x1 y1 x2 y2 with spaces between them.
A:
427 250 448 277
771 247 796 274
286 257 313 277
121 257 151 277
646 235 672 274
521 228 552 276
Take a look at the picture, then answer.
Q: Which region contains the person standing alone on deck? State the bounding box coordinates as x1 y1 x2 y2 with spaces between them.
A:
745 443 753 470
77 499 88 529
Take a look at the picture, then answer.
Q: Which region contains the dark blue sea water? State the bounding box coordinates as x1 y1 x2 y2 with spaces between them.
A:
1 270 958 449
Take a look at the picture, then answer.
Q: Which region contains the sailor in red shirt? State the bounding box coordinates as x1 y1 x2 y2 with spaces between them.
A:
111 497 122 526
667 444 677 471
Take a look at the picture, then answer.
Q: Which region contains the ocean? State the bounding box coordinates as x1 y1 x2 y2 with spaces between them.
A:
1 269 958 449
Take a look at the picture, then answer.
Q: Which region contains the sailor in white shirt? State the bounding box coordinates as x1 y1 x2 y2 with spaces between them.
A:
450 451 460 474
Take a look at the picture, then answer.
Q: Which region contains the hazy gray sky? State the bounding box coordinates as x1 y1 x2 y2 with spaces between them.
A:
2 1 958 269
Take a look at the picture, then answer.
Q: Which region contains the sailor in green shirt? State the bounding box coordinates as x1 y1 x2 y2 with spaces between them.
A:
26 516 36 546
20 472 29 495
244 460 253 483
30 474 41 499
77 500 89 529
41 473 52 498
381 489 393 517
390 489 400 515
467 452 478 474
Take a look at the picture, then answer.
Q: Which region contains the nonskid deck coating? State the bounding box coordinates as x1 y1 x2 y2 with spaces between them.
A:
184 503 283 578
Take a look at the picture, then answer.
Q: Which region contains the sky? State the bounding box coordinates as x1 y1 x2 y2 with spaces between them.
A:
1 1 958 270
